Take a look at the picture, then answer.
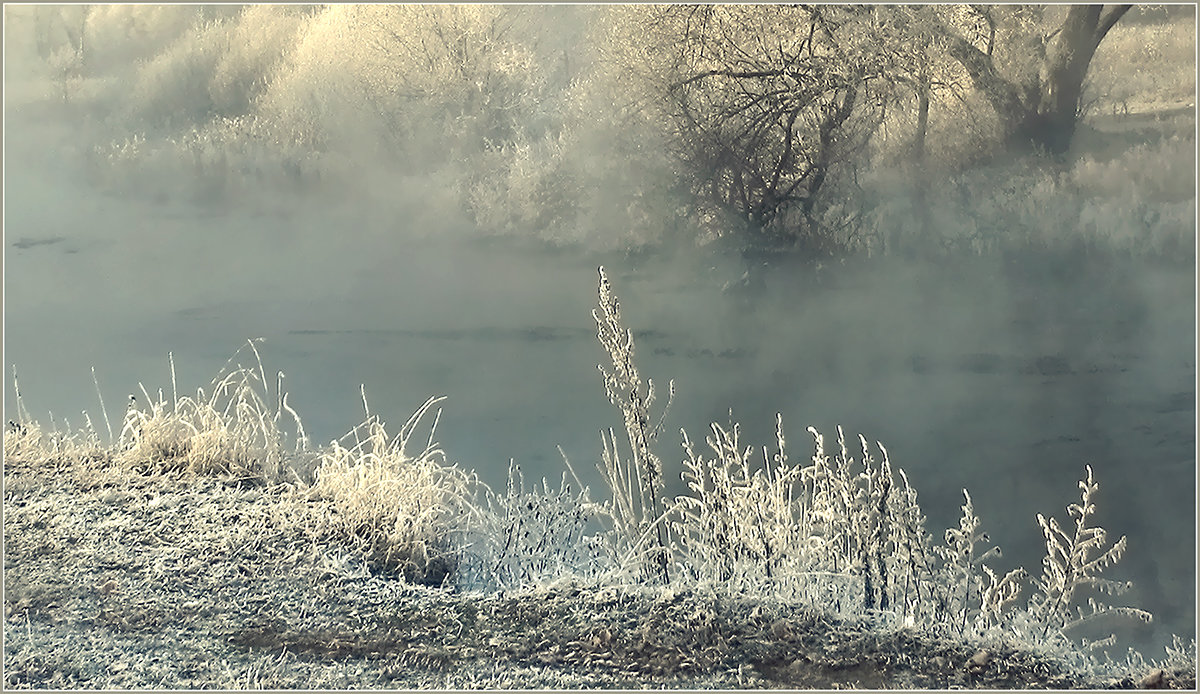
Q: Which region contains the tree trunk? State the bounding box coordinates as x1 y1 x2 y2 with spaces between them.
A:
913 64 930 164
912 63 932 249
1032 5 1131 152
942 5 1131 154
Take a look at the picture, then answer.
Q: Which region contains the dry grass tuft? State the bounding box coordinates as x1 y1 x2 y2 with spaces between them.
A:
303 394 484 585
117 341 308 481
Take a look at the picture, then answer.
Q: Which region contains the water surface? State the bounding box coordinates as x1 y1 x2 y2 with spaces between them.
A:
5 113 1194 656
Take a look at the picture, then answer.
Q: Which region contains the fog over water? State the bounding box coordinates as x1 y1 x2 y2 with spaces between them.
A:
3 5 1195 658
6 106 1195 655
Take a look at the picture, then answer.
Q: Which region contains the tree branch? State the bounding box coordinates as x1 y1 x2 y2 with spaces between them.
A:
934 16 1028 123
1096 5 1132 44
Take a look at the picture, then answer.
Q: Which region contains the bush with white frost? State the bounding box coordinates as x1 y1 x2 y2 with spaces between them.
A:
580 266 1158 668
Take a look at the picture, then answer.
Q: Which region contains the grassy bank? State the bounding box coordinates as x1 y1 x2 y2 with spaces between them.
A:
3 442 1194 689
4 268 1194 689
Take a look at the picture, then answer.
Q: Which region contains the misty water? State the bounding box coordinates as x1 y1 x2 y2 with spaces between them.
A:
5 109 1195 657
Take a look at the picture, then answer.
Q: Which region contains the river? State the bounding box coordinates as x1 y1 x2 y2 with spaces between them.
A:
4 112 1194 658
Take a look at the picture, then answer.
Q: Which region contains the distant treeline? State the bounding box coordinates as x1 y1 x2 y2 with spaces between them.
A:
7 5 1195 256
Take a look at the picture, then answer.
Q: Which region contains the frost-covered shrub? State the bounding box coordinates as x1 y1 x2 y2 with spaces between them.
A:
460 31 687 248
123 7 303 130
86 113 329 204
256 5 551 167
127 18 234 130
207 6 307 118
464 135 581 241
252 5 380 156
30 5 681 247
587 265 1160 665
89 6 239 75
461 461 609 591
856 140 1195 257
1087 14 1196 111
1071 136 1196 204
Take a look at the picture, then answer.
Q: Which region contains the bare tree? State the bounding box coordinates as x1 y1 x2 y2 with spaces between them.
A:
619 5 889 252
935 5 1132 154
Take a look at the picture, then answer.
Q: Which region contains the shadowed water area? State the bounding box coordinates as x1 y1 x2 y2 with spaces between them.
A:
4 106 1195 664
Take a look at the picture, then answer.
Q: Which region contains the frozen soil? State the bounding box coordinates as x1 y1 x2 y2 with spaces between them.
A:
3 447 1193 690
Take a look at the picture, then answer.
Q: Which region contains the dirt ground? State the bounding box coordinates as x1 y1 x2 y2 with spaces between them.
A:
3 446 1194 689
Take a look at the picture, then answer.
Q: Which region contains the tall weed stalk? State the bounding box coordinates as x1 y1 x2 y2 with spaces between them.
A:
594 265 674 584
1030 465 1152 642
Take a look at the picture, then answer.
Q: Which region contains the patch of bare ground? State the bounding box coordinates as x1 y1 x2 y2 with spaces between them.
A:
4 447 1193 689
